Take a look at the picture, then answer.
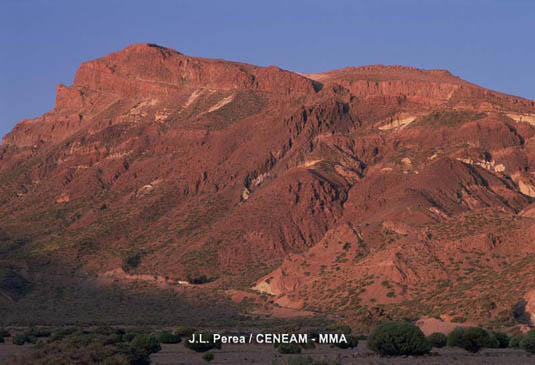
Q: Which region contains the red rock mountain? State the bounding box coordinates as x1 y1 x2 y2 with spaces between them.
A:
2 43 535 329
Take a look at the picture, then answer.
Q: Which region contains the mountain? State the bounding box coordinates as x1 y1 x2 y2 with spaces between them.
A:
2 43 535 330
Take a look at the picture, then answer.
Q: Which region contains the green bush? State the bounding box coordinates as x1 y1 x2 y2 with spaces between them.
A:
27 328 52 338
13 334 28 345
489 331 509 348
122 251 143 272
104 333 125 345
125 332 137 342
124 328 151 342
10 331 132 364
93 326 121 336
202 352 215 362
367 321 431 356
509 334 523 348
427 332 447 348
276 343 302 354
487 334 499 348
334 335 359 349
520 331 535 354
175 326 196 337
184 333 221 352
158 331 181 344
129 334 161 363
447 327 489 353
12 331 41 345
187 274 211 284
50 327 78 342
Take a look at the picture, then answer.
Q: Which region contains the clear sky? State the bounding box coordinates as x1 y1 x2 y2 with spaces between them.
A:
1 0 534 139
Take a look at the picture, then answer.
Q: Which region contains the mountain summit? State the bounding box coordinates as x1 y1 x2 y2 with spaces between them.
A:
2 44 535 330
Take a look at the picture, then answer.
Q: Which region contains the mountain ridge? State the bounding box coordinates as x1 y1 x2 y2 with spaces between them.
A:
2 43 535 331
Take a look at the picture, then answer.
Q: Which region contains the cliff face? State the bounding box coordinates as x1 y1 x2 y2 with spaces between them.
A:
71 44 318 96
2 43 535 329
308 65 535 111
3 43 318 147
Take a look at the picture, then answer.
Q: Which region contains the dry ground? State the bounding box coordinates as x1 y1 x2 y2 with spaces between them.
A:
150 342 535 365
1 341 533 364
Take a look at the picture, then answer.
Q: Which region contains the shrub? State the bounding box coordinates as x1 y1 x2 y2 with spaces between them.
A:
202 352 215 362
427 332 447 348
276 343 302 354
174 326 196 337
489 331 509 348
125 332 137 342
0 336 3 343
125 332 139 342
447 327 489 353
122 251 143 272
13 334 28 345
158 331 181 344
367 321 431 356
334 335 359 349
187 274 212 284
520 331 535 354
509 334 523 348
10 332 132 364
50 327 78 342
129 334 161 363
487 333 500 348
93 326 121 336
184 333 221 352
27 328 51 338
104 333 125 345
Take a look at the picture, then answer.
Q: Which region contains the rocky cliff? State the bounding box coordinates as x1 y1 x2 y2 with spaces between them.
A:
2 44 535 330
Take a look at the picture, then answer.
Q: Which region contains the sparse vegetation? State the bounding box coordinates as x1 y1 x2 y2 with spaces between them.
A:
6 329 162 364
409 111 486 129
50 327 78 342
367 321 431 356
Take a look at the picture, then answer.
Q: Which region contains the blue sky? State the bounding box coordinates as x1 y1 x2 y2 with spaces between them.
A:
1 0 534 139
